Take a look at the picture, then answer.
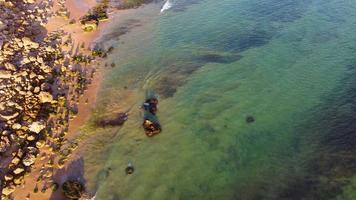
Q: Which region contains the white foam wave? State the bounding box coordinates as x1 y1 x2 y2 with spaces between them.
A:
160 0 173 13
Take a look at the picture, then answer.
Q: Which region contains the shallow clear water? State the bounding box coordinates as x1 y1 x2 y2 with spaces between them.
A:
82 0 356 199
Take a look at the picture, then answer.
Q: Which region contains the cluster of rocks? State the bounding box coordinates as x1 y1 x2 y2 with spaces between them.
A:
55 0 70 19
0 0 97 198
80 0 109 32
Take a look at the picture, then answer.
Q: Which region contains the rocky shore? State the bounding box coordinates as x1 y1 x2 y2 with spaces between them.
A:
0 0 104 199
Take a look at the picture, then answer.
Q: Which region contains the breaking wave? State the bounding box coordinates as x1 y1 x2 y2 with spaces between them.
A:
160 0 173 13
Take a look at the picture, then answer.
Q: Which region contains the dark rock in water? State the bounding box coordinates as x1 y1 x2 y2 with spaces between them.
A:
143 119 162 137
246 116 255 123
197 54 242 64
143 98 158 115
96 113 128 127
142 97 162 136
125 162 134 175
62 180 84 200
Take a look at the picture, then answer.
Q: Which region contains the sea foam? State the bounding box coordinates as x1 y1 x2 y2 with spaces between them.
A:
160 0 173 13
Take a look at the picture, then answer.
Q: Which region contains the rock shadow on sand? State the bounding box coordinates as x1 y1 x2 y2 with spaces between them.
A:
49 157 92 200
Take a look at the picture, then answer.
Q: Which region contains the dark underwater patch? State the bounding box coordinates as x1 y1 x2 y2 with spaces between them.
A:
215 27 274 53
154 62 204 98
196 53 242 64
277 66 356 200
96 19 141 48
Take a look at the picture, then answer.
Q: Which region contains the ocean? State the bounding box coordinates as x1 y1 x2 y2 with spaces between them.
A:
80 0 356 199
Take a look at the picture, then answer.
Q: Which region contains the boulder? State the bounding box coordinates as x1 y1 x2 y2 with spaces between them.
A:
22 37 39 49
35 140 45 148
0 70 11 79
29 121 45 133
11 157 20 165
38 91 53 103
27 135 36 141
0 111 19 120
13 167 25 174
14 176 24 185
12 123 22 130
23 153 36 166
4 174 13 181
81 20 98 32
2 186 15 196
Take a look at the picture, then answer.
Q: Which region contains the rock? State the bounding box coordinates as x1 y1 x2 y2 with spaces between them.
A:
12 123 22 130
38 91 53 103
0 111 19 120
0 70 11 79
2 186 15 196
36 140 45 148
246 116 255 123
0 136 10 153
13 167 25 174
4 174 13 181
23 153 36 166
0 20 6 31
22 37 39 49
81 20 98 32
14 176 24 185
62 180 84 199
11 157 20 165
29 121 45 133
33 86 40 93
27 135 36 141
4 62 16 71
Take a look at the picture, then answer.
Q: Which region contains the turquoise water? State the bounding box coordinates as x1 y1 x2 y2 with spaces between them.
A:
81 0 356 199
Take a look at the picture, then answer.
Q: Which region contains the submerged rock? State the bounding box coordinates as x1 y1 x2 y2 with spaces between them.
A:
246 115 255 123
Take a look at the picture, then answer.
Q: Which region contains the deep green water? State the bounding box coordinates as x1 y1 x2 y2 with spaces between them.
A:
81 0 356 199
